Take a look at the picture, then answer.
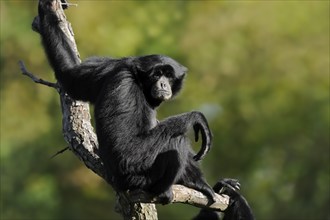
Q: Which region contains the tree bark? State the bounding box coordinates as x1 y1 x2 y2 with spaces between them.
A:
21 0 229 219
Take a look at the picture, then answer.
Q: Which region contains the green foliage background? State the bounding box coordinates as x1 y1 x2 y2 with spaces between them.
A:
1 1 329 220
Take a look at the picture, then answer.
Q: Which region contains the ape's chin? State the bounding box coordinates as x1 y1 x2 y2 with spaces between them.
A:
160 93 172 101
152 90 172 101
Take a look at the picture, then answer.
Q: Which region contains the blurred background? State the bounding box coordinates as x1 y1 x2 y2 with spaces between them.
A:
1 1 329 220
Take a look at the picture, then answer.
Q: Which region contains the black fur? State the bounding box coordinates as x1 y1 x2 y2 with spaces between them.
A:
38 0 215 204
194 179 255 220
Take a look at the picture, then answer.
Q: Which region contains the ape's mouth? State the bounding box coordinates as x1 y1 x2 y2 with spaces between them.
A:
159 91 172 100
153 90 172 100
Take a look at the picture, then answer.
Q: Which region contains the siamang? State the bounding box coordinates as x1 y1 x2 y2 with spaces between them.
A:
38 0 215 204
194 179 255 220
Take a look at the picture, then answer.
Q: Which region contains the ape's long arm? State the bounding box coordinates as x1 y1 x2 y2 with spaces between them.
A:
155 111 212 161
38 0 109 102
38 0 79 75
127 111 212 165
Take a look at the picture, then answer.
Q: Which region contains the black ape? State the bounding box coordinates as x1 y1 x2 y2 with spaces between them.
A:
38 0 215 204
194 179 255 220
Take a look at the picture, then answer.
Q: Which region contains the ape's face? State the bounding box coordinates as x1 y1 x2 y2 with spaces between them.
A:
136 55 187 107
150 64 174 101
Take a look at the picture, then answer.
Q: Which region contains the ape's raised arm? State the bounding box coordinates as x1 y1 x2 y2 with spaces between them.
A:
38 0 113 102
38 0 79 75
155 111 213 161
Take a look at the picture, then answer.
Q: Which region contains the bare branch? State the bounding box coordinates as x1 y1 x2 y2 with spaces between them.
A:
19 60 58 90
127 185 229 211
61 2 78 8
172 185 229 210
50 146 70 159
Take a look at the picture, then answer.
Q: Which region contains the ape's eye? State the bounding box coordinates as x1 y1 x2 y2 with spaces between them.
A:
164 70 173 78
154 70 163 77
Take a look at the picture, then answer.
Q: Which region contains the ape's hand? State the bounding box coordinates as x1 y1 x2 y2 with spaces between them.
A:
38 0 68 17
192 111 213 161
38 0 56 13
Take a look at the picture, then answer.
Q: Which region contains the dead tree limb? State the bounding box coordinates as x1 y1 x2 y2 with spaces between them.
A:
21 0 229 219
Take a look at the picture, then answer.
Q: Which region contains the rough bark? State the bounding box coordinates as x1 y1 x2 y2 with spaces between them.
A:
21 0 230 219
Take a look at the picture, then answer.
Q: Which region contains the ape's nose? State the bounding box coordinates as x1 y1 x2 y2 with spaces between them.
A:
160 81 168 90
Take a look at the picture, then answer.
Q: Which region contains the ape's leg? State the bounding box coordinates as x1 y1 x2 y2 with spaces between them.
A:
177 153 215 204
147 150 183 204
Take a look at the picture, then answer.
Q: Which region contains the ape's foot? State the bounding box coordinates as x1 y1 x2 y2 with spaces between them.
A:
213 178 240 194
157 189 173 205
220 178 240 191
180 181 216 205
202 185 216 205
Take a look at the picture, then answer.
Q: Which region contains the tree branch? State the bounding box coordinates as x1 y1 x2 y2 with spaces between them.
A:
24 0 230 219
128 185 229 211
19 60 59 90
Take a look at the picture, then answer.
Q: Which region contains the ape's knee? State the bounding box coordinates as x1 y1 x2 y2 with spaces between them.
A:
148 150 181 194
